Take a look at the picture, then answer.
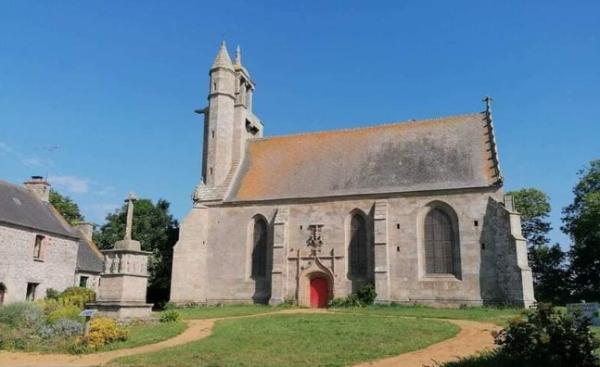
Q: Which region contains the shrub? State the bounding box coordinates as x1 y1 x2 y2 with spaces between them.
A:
58 287 96 308
37 318 83 338
493 303 600 367
0 302 44 328
45 288 60 300
81 317 128 350
159 310 181 323
47 305 83 324
356 284 377 305
328 284 377 308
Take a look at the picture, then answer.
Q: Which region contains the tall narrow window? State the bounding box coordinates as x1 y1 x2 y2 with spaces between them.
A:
79 276 89 288
424 208 456 274
349 214 368 278
33 235 44 260
26 283 38 301
251 217 268 278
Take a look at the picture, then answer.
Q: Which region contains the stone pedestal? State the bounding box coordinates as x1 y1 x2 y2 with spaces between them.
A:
89 239 153 319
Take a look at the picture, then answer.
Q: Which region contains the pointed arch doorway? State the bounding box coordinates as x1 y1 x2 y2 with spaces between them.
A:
298 259 334 308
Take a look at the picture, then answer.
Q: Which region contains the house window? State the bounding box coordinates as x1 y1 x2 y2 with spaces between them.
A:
33 235 44 260
251 216 268 278
26 283 39 301
424 208 458 275
79 276 89 288
0 283 6 305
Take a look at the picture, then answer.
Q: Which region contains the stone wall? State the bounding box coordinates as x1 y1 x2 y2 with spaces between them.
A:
0 223 79 303
170 187 534 307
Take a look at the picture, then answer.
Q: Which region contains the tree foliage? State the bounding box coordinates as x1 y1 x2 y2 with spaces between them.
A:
93 198 179 305
49 190 84 225
508 188 570 303
563 160 600 302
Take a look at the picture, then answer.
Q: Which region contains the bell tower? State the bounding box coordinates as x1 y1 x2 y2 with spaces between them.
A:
201 41 236 187
196 42 263 200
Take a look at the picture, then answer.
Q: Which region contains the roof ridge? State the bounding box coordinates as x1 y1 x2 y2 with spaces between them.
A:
249 111 484 142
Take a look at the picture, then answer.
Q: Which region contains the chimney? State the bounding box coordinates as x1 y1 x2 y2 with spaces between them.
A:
75 222 94 241
24 176 51 202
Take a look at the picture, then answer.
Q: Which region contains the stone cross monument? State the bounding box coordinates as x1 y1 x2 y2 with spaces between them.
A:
89 193 153 319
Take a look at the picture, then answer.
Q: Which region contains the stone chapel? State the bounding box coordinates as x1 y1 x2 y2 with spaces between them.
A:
170 42 535 308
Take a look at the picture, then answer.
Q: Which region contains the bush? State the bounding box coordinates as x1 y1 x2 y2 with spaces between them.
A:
0 302 44 328
47 305 83 324
81 317 128 350
45 288 60 300
328 284 377 308
159 310 181 323
493 303 600 367
356 284 377 305
58 287 96 308
37 318 83 338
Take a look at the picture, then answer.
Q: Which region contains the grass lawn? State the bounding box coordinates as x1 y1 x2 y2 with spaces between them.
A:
331 304 523 326
168 304 280 320
95 320 187 352
111 313 459 367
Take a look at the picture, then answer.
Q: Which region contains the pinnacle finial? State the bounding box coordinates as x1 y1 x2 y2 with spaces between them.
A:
212 41 233 69
483 96 493 115
234 45 241 65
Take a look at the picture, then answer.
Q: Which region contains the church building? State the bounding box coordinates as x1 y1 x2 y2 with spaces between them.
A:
170 43 535 307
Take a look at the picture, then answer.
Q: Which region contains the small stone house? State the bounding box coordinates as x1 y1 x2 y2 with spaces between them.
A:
0 177 103 304
170 43 535 308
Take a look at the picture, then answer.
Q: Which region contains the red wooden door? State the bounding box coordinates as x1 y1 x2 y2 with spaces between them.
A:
310 277 329 308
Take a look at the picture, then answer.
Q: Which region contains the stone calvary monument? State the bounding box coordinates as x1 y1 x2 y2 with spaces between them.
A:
169 42 535 308
89 193 153 319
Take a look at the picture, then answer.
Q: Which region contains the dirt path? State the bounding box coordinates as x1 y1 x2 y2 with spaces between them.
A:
0 318 215 367
353 319 499 367
0 310 498 367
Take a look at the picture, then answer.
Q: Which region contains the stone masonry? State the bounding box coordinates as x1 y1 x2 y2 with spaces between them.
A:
170 43 535 308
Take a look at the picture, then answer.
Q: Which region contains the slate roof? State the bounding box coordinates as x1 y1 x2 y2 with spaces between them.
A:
0 180 78 238
227 112 501 202
76 237 104 274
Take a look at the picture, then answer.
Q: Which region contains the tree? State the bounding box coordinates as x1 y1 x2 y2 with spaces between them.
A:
93 198 179 305
508 188 570 303
563 160 600 302
49 190 84 225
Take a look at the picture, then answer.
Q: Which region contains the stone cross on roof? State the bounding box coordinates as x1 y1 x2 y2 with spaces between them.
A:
124 192 137 240
483 96 493 115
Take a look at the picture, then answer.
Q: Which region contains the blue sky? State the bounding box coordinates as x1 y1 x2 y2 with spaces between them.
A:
1 1 598 248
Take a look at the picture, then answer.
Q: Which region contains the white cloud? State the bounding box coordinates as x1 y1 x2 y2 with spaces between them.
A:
48 175 90 194
0 141 53 167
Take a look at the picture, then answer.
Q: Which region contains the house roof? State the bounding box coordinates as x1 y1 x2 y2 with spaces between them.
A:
76 237 104 274
0 180 78 238
227 112 501 202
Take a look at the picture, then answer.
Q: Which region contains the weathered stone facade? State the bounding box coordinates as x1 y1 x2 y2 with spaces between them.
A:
0 178 104 304
170 44 535 308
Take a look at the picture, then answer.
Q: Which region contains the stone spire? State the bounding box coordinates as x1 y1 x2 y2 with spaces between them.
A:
234 45 241 65
211 41 233 69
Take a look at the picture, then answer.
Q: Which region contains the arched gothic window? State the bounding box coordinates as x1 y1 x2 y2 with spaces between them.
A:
251 217 268 278
349 213 368 278
424 208 457 275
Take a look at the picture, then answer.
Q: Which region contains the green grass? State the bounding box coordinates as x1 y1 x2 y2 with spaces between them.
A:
111 313 459 367
95 320 187 352
168 304 280 320
331 304 523 326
